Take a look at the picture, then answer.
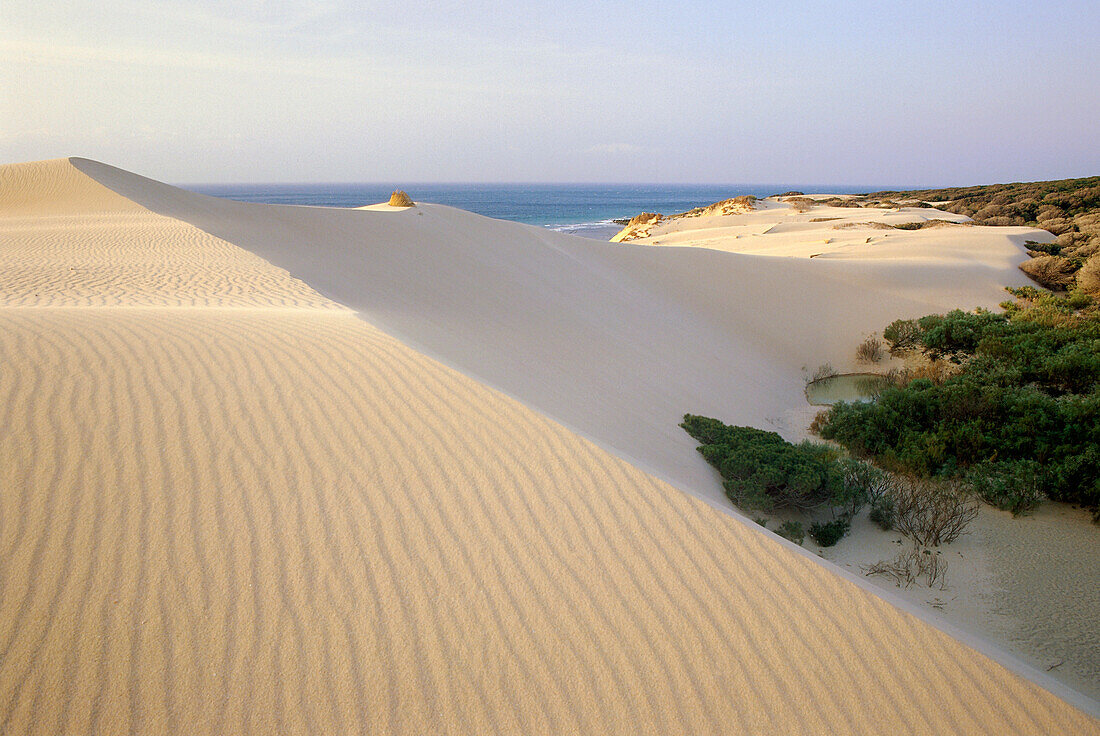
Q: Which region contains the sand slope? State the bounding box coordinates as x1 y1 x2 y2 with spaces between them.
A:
0 158 1096 734
627 196 1049 261
0 159 343 310
70 157 1042 508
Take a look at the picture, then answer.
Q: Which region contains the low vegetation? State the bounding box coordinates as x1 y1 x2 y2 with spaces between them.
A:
809 362 837 382
889 219 965 230
783 196 815 213
679 415 971 548
774 520 804 545
813 290 1100 519
868 492 895 530
889 477 979 546
808 518 849 546
680 417 841 513
864 177 1100 295
864 546 948 589
855 336 884 364
681 414 987 553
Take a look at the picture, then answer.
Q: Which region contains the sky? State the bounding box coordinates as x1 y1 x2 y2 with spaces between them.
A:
2 0 1098 185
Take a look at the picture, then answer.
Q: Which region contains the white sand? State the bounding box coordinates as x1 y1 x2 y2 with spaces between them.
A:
619 196 1099 699
824 503 1100 701
67 158 1044 511
0 158 1096 734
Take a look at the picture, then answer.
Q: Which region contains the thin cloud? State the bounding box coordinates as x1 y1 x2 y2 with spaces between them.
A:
584 143 650 156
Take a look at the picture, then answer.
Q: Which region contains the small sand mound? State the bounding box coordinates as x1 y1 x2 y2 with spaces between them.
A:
611 212 663 242
613 197 759 242
918 218 970 229
627 212 662 227
782 196 815 213
834 221 895 230
0 157 144 216
691 196 757 217
389 190 414 207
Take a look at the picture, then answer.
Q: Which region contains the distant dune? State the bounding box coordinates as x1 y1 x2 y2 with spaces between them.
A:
0 157 1095 735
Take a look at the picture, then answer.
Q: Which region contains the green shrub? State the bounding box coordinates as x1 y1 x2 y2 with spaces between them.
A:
815 295 1100 517
775 521 805 545
680 416 841 512
917 309 1006 362
856 336 884 363
809 518 850 547
869 495 896 530
1027 240 1064 256
835 457 886 518
681 415 874 546
883 319 923 354
839 458 896 529
963 461 1044 515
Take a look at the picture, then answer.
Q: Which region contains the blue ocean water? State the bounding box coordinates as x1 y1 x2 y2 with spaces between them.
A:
184 182 876 240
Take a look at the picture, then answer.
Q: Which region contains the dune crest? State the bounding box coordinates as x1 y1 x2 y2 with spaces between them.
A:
67 156 1042 509
0 157 143 216
0 158 344 309
610 211 662 241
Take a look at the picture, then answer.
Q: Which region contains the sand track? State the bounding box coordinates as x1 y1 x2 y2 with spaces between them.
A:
0 158 1096 734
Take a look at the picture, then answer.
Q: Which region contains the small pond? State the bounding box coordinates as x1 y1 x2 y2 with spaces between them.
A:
805 373 891 406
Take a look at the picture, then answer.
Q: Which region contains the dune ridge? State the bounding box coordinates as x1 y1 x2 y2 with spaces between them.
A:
0 160 342 310
68 157 1044 509
0 158 1096 734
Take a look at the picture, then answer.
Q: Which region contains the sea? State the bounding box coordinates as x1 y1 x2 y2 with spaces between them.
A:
185 183 876 241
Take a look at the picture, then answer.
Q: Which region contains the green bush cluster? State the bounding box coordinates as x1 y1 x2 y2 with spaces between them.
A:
775 521 804 545
809 519 850 546
680 416 840 512
680 416 891 545
966 461 1045 515
868 495 895 530
816 296 1100 518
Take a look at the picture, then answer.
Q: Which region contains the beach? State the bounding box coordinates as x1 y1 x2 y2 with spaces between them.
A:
0 157 1096 734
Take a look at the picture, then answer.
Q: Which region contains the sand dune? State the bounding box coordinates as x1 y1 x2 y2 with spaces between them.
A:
627 198 1049 262
0 159 342 309
69 157 1042 507
0 158 1096 734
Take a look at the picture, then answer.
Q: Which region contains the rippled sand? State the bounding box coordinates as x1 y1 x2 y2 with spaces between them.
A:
0 158 1095 734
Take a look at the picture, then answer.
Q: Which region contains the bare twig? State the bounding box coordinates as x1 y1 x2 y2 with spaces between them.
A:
863 544 949 590
891 477 979 547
